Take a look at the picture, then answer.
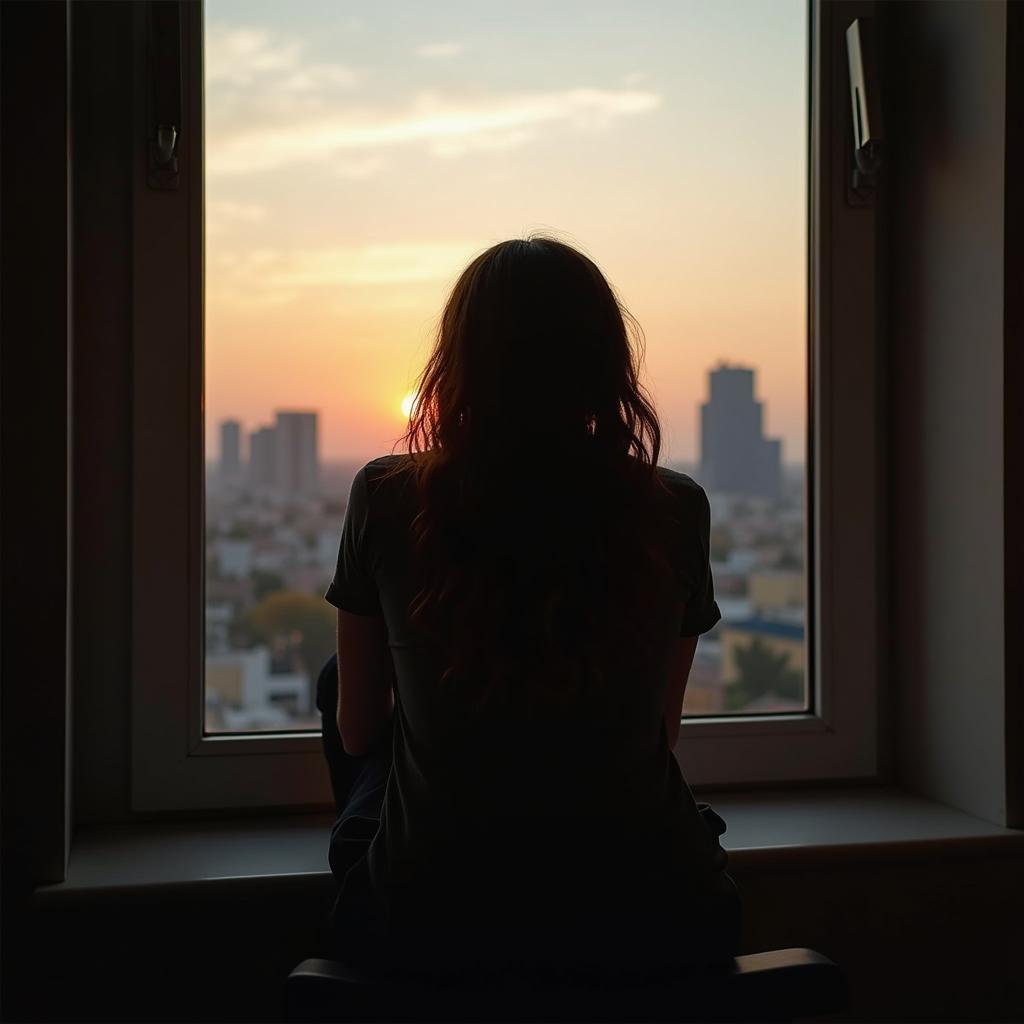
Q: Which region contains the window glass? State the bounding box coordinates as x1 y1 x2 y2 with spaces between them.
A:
204 0 809 733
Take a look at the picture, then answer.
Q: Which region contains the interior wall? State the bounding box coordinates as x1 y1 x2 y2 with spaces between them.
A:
0 0 72 886
17 853 1024 1022
1002 0 1023 830
1 0 75 1011
887 1 1010 825
736 854 1023 1022
70 0 135 825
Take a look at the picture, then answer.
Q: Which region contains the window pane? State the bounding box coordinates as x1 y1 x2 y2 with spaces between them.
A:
203 0 808 733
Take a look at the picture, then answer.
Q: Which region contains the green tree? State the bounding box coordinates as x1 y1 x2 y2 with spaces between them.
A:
249 569 286 602
724 636 803 711
241 590 335 679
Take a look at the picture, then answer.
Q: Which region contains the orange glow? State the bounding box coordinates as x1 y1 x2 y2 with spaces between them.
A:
203 2 808 465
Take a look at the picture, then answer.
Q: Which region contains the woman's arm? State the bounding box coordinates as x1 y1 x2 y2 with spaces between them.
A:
662 635 699 748
335 607 395 756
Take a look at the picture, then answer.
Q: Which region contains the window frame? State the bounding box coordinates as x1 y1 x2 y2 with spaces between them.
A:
131 0 882 812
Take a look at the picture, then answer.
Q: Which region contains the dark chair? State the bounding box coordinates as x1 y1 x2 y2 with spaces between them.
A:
286 948 847 1022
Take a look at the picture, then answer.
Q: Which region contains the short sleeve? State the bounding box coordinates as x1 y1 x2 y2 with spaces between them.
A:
677 485 722 637
325 466 381 616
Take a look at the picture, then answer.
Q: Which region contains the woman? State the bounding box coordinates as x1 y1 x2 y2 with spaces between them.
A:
317 236 740 983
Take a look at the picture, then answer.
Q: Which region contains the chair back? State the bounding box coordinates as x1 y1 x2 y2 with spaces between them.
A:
286 947 847 1022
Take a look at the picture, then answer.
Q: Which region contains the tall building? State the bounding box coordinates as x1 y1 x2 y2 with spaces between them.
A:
246 411 320 496
699 363 782 498
249 425 277 490
273 410 319 496
219 419 242 481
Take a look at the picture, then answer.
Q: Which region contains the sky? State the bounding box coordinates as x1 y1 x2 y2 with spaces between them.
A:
205 0 808 464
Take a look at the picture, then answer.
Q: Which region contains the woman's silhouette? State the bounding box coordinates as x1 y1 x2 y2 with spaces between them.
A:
317 236 739 982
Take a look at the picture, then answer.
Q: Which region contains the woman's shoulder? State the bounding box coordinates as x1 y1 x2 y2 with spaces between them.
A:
361 453 411 482
654 465 710 510
358 454 418 513
649 467 712 542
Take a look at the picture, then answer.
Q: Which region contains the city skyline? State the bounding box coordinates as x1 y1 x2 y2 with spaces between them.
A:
211 362 805 485
204 358 807 730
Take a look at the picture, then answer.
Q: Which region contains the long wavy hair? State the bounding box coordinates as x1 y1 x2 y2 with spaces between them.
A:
390 236 681 716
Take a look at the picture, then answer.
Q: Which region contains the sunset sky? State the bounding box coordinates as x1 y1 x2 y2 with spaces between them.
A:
205 0 807 465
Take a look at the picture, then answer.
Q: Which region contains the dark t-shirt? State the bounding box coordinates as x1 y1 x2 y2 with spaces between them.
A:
325 454 727 972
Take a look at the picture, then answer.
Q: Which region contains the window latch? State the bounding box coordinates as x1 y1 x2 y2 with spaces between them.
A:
147 2 183 190
155 125 178 166
845 17 882 204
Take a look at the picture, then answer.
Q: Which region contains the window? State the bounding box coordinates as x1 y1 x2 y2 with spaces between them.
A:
202 0 809 735
132 0 882 811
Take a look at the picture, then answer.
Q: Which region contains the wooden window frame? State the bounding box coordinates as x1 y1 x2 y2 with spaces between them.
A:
130 0 883 811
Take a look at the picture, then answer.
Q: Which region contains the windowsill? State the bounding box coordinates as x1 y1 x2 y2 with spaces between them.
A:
34 786 1024 904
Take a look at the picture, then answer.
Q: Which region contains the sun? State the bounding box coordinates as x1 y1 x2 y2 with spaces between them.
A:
400 391 417 419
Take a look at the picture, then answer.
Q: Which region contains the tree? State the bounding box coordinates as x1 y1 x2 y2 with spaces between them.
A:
724 636 803 711
241 591 335 679
249 569 285 602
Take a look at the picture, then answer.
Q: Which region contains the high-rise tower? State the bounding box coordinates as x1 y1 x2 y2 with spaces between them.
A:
273 411 319 496
219 419 242 482
248 425 277 491
699 363 782 498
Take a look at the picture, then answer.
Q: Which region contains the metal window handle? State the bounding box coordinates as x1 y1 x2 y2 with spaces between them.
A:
845 17 883 200
155 124 178 166
147 2 182 189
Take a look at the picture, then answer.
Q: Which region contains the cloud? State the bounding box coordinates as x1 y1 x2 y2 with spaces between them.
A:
332 156 390 179
209 241 484 306
205 24 360 103
276 65 361 93
416 42 463 59
270 243 481 286
208 200 267 223
206 200 268 237
205 27 302 85
430 128 537 159
208 86 663 176
204 25 662 177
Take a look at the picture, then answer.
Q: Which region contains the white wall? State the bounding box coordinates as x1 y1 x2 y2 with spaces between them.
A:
889 0 1009 824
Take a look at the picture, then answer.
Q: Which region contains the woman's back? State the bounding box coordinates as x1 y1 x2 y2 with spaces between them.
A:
323 236 738 978
326 452 732 976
